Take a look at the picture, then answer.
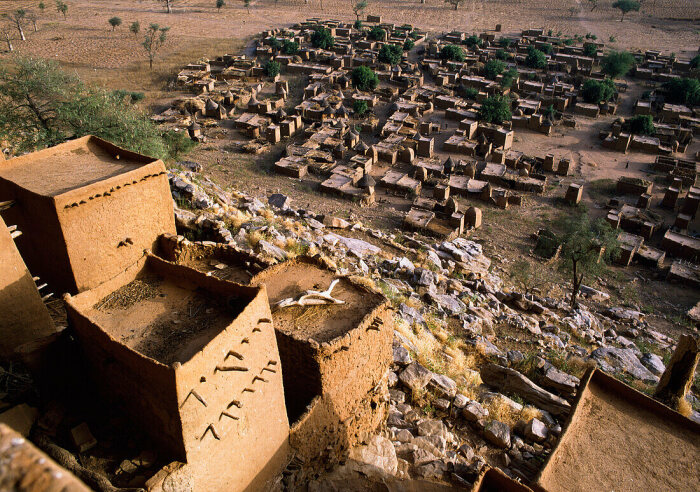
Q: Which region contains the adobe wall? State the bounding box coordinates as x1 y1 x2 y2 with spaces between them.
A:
64 256 184 459
0 184 75 294
66 254 290 491
55 163 175 293
0 215 56 358
250 257 393 466
0 137 176 294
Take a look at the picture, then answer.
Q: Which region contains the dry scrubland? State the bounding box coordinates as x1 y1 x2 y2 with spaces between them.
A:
0 0 698 91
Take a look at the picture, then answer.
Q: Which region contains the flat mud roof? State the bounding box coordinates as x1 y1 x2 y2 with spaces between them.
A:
251 258 384 343
87 269 248 365
0 136 154 197
535 369 700 492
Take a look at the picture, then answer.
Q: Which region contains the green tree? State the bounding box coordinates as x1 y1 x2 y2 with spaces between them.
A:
444 0 466 10
623 114 655 135
498 37 511 48
282 39 299 55
461 86 479 99
264 60 280 77
352 0 367 21
142 23 169 70
484 59 505 80
500 68 518 89
353 99 368 116
351 66 378 91
160 0 174 14
691 55 700 69
3 9 27 41
509 260 549 296
108 16 122 31
368 26 385 41
601 50 634 78
478 95 512 124
38 2 46 12
0 57 191 160
612 0 640 21
440 44 464 62
662 78 700 106
311 27 334 49
244 0 251 13
130 21 141 36
583 43 597 57
403 38 414 51
525 46 547 69
464 35 482 48
557 212 619 308
378 43 402 65
581 78 616 104
216 0 226 11
56 1 68 19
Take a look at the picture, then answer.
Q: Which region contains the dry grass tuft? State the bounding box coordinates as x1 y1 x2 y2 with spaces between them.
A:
247 230 263 248
225 209 250 231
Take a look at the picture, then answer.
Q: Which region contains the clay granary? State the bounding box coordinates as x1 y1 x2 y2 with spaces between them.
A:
0 136 175 294
64 253 290 491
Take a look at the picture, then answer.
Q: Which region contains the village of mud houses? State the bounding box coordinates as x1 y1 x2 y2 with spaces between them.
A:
0 0 699 490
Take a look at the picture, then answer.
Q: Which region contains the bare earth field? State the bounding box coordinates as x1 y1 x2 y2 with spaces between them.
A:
1 0 698 328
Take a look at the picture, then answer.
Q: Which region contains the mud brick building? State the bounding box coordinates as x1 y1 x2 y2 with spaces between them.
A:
0 215 55 358
0 136 175 294
65 254 290 491
249 257 393 465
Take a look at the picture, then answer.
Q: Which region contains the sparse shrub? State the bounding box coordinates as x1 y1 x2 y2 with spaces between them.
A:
495 49 509 60
354 19 362 29
583 43 597 57
500 68 518 89
56 1 67 19
462 86 479 99
609 35 616 42
498 37 511 48
216 0 225 11
378 43 402 65
581 78 616 104
663 77 700 106
539 43 553 55
129 21 140 36
403 38 414 51
623 114 655 135
108 16 122 31
463 34 483 48
112 90 145 103
353 99 368 116
351 65 378 91
282 39 299 55
264 60 280 77
478 94 512 124
601 50 635 78
691 55 700 69
525 46 547 69
311 26 334 49
564 38 575 46
440 44 465 62
484 59 505 80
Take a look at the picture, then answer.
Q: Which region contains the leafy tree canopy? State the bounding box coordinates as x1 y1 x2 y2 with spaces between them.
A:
351 65 378 91
478 95 512 124
662 77 700 106
525 46 547 69
378 43 402 65
311 27 334 49
601 50 635 78
440 44 465 62
484 59 505 80
581 78 616 104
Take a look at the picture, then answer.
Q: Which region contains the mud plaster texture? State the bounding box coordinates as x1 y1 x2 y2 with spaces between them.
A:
0 423 91 492
157 233 270 285
0 136 175 295
250 257 393 468
65 253 290 492
0 215 56 358
535 369 700 492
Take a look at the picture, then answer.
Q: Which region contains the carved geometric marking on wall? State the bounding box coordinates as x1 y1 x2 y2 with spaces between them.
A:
225 350 244 361
214 365 248 373
252 375 268 384
242 388 255 393
201 424 220 441
241 337 250 344
220 411 239 421
180 389 208 409
252 326 261 333
228 400 243 409
258 318 272 324
262 367 277 374
267 360 278 366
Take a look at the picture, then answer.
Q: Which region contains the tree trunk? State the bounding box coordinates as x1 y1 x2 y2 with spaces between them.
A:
166 0 172 13
4 35 12 52
149 57 153 69
654 335 699 414
32 21 37 32
620 12 625 21
570 259 582 309
453 3 458 10
18 25 25 41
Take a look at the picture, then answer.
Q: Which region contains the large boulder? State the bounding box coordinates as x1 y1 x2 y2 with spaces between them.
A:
484 420 511 448
399 362 433 392
348 435 398 477
590 347 659 384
